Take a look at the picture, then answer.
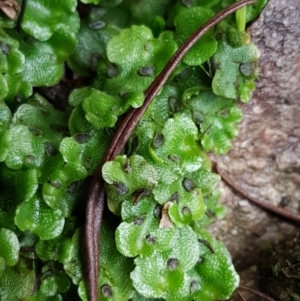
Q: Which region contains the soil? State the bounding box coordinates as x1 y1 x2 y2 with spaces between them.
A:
208 0 300 299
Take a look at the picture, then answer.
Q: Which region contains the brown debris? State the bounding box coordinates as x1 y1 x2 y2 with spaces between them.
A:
0 0 20 20
159 201 174 229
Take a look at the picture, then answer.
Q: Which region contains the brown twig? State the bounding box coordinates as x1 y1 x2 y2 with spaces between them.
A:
85 1 257 301
215 164 300 223
239 284 277 301
237 290 247 301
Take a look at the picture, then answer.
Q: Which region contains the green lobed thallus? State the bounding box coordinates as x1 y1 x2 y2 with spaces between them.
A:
0 0 266 300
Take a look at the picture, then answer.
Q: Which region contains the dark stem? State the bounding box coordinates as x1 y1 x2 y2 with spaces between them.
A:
215 164 300 223
85 1 257 301
198 238 215 253
237 290 247 301
105 0 257 160
239 284 277 301
17 0 27 31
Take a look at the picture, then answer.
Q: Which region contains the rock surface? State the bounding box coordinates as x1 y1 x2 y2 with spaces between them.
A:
208 0 300 299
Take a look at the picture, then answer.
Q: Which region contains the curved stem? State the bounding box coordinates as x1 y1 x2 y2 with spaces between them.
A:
85 1 257 301
17 0 27 31
237 290 247 301
239 284 277 301
106 0 257 160
215 164 300 223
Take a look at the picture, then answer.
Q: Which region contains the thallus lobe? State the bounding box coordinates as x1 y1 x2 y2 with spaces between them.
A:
85 1 257 300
